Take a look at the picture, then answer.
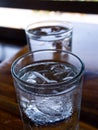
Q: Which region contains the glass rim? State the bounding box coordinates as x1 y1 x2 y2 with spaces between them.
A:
11 49 85 92
25 20 73 40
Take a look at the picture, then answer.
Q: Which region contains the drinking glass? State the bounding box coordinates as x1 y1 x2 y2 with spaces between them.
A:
25 21 73 52
11 49 84 130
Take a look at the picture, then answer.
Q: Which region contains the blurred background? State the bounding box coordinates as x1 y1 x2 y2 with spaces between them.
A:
0 0 98 62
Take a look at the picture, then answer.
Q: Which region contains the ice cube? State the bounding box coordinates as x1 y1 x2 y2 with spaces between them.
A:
35 95 73 118
51 63 71 74
21 71 57 84
50 63 73 82
36 97 62 116
51 26 66 34
20 96 29 109
62 76 73 82
20 71 42 84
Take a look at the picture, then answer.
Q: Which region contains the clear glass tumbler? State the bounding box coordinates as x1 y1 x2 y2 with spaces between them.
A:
11 49 84 130
25 21 73 52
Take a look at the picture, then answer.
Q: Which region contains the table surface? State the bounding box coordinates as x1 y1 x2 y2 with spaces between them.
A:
0 22 98 130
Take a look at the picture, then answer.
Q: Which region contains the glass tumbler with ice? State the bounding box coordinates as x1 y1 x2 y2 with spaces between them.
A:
25 20 73 52
11 49 84 130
